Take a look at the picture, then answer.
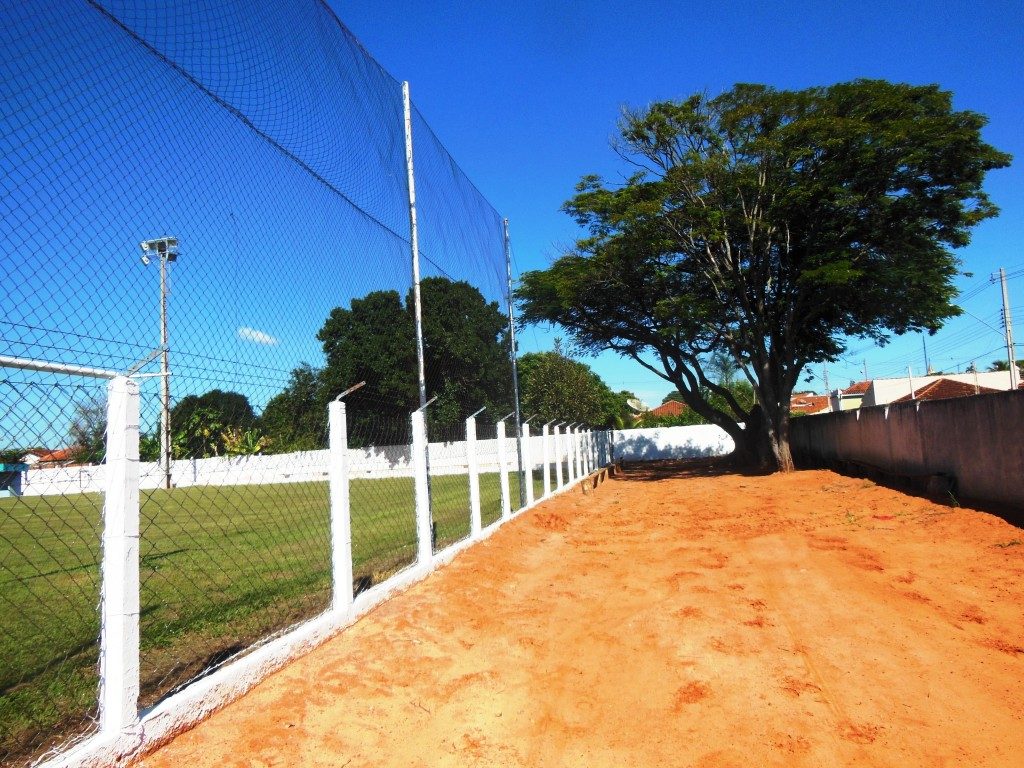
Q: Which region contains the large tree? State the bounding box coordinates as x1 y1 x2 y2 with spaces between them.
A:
517 80 1010 471
268 277 513 448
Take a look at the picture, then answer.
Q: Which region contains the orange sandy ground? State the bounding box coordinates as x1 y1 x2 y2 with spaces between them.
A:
139 463 1024 768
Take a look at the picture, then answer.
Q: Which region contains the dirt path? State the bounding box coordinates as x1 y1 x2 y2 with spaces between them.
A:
139 463 1024 767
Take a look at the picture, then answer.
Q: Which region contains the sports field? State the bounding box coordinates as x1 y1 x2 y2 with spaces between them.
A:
0 470 543 766
138 462 1024 767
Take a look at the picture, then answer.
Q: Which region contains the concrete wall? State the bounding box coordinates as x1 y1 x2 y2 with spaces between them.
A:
613 424 734 462
790 389 1024 509
18 432 590 497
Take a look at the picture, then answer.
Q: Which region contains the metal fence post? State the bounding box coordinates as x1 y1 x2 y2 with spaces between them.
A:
411 408 432 567
328 400 353 611
541 422 551 497
466 415 482 539
522 421 534 507
554 424 564 489
496 419 511 519
99 375 140 736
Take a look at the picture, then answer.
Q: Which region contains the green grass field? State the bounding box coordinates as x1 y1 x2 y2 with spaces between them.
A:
0 469 545 765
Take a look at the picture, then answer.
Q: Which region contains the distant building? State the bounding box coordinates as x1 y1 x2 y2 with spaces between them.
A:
861 370 1018 407
20 447 82 468
648 399 688 418
891 378 1001 403
825 371 1019 412
831 381 871 412
790 393 831 415
0 463 28 497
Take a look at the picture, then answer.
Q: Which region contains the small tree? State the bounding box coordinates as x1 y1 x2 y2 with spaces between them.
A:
69 396 106 464
519 346 623 427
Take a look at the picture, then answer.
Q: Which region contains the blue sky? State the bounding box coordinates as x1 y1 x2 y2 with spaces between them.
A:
2 2 1022 448
336 0 1024 404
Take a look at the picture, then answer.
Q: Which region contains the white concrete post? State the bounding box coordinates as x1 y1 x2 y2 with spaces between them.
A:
554 425 564 489
411 409 432 566
99 376 140 736
522 422 534 506
496 420 511 519
577 430 585 479
541 423 551 497
328 400 353 611
567 426 577 482
466 416 482 539
583 429 592 475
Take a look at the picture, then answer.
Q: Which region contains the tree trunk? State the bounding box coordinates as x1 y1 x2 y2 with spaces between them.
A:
728 404 794 473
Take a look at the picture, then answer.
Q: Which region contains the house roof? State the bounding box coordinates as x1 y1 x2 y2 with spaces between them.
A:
647 399 688 418
23 447 80 464
789 394 831 414
892 378 1001 403
841 381 871 396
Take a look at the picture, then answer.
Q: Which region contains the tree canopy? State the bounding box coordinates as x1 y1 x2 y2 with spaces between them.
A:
518 346 634 428
517 80 1010 471
264 277 513 448
170 389 258 458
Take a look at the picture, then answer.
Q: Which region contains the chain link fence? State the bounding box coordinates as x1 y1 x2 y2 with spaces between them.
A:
0 2 611 766
0 373 106 764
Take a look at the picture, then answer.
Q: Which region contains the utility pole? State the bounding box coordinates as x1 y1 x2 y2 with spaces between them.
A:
503 218 526 505
862 359 868 382
997 267 1020 390
922 335 931 375
823 364 831 412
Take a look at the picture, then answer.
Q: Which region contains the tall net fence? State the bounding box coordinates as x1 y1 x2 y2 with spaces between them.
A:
475 423 504 528
428 421 472 553
348 409 417 589
1 1 515 765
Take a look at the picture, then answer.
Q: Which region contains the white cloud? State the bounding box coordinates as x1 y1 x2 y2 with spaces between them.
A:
237 326 279 346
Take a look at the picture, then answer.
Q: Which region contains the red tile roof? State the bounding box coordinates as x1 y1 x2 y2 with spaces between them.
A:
790 394 831 414
841 381 871 395
892 378 1001 403
648 400 688 418
26 447 81 464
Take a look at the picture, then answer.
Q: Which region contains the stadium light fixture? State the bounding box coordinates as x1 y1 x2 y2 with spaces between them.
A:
139 235 180 490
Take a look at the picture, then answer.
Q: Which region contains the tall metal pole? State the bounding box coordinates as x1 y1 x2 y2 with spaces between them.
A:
504 218 526 505
159 255 171 490
998 267 1020 390
403 81 427 409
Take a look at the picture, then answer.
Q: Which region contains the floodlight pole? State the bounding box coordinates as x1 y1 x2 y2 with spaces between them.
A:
504 218 526 505
141 236 178 491
158 253 171 490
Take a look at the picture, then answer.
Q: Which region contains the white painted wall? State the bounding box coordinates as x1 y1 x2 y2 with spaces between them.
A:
613 424 734 462
19 434 571 497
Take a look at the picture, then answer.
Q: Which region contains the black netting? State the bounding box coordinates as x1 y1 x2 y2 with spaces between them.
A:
1 1 518 764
